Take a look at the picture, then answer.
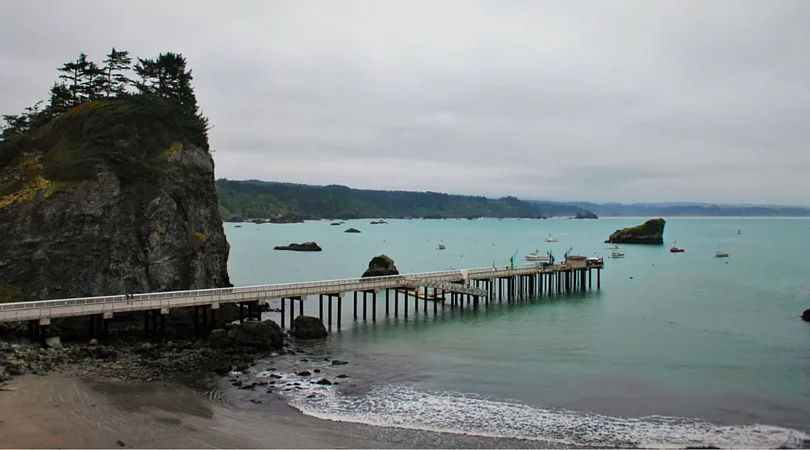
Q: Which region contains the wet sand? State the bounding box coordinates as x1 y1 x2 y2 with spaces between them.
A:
0 375 560 449
0 375 386 449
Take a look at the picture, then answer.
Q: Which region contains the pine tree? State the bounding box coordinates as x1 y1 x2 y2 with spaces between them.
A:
77 59 105 101
57 57 81 106
102 48 132 97
48 83 73 115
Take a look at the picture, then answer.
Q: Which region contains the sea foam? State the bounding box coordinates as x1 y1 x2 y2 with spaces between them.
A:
270 374 809 449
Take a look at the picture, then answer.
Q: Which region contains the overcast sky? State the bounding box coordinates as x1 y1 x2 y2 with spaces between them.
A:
1 1 809 204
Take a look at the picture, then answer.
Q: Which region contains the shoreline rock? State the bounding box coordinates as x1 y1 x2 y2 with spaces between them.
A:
273 242 322 252
605 218 666 244
292 316 328 339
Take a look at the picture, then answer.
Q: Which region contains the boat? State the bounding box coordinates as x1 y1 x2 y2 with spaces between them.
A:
438 240 446 250
524 249 550 262
606 244 619 249
669 241 685 253
610 249 625 258
715 246 729 258
544 234 559 243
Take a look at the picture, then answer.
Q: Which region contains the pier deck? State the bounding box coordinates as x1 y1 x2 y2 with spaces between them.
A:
0 258 603 341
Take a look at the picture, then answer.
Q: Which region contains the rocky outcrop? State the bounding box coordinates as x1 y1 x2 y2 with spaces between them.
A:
801 307 810 322
273 242 322 252
293 315 328 339
605 218 666 244
574 211 598 219
362 254 399 278
345 228 361 233
0 99 231 302
208 320 284 351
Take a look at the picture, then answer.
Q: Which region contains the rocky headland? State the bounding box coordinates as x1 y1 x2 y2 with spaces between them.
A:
605 218 666 244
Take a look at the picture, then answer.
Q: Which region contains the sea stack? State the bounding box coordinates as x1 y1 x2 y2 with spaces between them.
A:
605 218 666 244
801 307 810 322
0 74 231 302
361 255 399 277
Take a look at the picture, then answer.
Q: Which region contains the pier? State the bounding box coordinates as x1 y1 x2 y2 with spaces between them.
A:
0 257 603 342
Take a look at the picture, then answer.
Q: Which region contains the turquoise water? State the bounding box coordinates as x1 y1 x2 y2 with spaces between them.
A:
226 218 810 448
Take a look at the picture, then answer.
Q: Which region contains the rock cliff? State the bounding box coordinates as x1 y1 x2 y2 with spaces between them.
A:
605 218 666 244
0 97 231 302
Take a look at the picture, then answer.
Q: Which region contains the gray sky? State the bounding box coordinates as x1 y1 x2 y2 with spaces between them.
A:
2 0 809 204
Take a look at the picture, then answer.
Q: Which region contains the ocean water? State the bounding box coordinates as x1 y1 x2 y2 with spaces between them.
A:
225 218 810 448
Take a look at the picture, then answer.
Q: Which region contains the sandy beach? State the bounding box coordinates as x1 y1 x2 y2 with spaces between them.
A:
0 375 387 449
0 375 561 449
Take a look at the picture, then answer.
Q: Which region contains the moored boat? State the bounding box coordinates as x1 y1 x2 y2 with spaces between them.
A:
544 233 559 243
610 249 625 258
715 246 729 258
670 241 685 253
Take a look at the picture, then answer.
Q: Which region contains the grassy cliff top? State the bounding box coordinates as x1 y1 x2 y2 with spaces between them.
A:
0 95 208 209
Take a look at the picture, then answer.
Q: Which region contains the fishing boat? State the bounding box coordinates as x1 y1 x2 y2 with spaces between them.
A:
610 249 625 258
524 249 550 262
544 234 559 243
670 241 685 253
715 246 729 258
438 240 446 250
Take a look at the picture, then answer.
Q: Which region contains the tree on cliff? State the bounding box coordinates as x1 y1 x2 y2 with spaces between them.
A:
1 48 209 150
101 48 133 97
134 53 199 115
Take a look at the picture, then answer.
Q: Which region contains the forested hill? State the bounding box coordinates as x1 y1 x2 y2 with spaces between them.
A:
216 179 596 220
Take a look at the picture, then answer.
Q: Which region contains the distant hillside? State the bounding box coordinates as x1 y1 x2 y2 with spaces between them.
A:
216 180 595 220
545 201 810 217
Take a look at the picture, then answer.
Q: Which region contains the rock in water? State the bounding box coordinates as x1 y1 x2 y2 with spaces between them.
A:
293 316 328 339
605 218 666 244
273 242 322 252
801 307 810 322
0 96 231 302
225 320 284 350
361 254 400 278
344 228 361 233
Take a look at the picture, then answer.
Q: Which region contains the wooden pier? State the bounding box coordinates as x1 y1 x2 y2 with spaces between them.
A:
0 256 603 342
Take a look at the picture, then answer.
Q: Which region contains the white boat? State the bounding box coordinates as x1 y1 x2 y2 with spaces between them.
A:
610 249 625 258
524 250 550 262
544 234 559 243
438 240 446 250
715 246 729 258
606 244 619 249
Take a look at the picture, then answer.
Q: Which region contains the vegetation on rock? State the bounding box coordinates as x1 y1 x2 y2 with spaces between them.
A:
605 218 666 244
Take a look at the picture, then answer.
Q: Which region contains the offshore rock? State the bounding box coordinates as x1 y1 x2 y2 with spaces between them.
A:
605 218 666 244
361 254 399 278
292 315 328 339
274 242 322 252
801 307 810 322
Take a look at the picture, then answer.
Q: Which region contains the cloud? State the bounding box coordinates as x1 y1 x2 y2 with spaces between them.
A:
1 0 809 204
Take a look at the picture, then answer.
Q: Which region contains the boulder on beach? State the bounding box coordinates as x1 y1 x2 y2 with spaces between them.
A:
208 320 284 350
345 228 361 233
801 307 810 322
361 254 399 278
293 315 328 339
273 242 322 252
605 218 666 244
